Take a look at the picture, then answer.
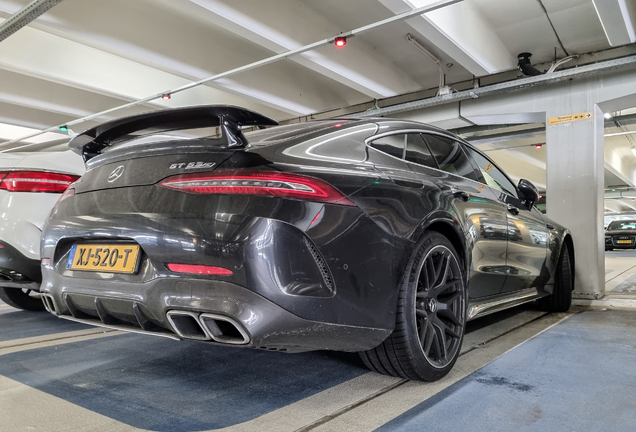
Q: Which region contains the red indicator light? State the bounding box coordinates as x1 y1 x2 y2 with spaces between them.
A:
535 144 542 149
167 263 233 276
335 37 347 48
335 123 342 127
162 94 171 100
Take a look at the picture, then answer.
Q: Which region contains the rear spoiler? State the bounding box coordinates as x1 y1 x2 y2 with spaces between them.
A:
69 105 279 161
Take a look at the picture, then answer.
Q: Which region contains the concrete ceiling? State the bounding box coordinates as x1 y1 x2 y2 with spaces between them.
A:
0 0 631 151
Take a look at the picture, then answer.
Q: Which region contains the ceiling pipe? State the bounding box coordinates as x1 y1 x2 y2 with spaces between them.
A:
0 0 64 43
406 34 449 96
0 0 463 151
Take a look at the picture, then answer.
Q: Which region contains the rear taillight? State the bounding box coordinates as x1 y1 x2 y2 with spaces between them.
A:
0 171 80 193
158 170 355 206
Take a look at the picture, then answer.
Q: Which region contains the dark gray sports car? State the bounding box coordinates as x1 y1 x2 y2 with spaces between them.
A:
40 106 574 381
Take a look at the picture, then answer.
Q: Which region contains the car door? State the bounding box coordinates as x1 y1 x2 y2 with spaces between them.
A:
462 145 549 293
414 133 509 299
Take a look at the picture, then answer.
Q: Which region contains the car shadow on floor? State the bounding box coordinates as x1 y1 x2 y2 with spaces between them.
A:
0 303 543 431
0 332 367 431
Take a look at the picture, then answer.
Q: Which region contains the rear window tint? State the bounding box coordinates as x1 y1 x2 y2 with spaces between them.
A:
369 134 405 159
424 134 479 181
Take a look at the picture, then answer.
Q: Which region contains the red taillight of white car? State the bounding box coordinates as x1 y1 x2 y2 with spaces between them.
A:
0 171 80 193
158 170 355 206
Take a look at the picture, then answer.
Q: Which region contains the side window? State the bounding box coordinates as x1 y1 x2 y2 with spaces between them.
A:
369 134 405 159
464 146 518 198
404 134 437 168
423 134 480 181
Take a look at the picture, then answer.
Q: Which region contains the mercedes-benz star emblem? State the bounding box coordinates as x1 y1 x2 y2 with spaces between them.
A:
427 298 437 313
108 165 125 183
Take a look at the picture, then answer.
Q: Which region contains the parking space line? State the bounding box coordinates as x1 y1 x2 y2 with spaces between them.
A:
304 311 577 432
0 329 123 357
0 374 147 432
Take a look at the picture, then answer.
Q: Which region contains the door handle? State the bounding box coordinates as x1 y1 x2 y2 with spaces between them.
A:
507 204 520 215
451 189 470 201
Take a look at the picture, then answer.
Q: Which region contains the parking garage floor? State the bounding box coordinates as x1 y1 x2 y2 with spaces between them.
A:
1 257 635 432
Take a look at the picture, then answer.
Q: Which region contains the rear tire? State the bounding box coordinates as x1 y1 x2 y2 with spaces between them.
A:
0 287 45 311
538 246 573 313
359 232 466 381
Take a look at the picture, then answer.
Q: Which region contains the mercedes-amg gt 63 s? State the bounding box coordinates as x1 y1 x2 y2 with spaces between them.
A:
40 106 575 381
605 220 636 251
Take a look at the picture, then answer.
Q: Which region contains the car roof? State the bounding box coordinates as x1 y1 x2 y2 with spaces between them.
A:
245 117 457 146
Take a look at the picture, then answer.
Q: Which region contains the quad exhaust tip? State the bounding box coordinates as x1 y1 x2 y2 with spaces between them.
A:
41 293 57 314
166 310 210 341
166 310 250 345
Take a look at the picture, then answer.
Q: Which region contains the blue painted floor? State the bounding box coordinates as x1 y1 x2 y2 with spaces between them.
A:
377 309 636 432
0 333 367 431
0 308 90 342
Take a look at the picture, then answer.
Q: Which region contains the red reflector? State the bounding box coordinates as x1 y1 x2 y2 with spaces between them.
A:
167 263 233 276
158 170 355 206
0 171 80 193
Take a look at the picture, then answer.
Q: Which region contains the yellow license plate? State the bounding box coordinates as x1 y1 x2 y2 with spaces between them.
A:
66 244 141 274
617 240 632 244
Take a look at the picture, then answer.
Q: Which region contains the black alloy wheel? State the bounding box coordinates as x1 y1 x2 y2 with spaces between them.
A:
359 231 466 381
414 245 465 369
0 287 45 311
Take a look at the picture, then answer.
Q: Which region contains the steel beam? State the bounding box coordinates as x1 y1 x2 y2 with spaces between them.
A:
0 0 63 43
354 55 636 118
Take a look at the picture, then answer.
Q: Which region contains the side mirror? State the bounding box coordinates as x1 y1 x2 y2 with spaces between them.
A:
518 178 539 209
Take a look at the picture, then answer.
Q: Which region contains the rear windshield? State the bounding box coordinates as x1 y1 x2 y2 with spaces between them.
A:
608 220 636 230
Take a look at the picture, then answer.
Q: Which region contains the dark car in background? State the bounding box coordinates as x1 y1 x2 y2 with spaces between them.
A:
39 106 575 382
605 220 636 250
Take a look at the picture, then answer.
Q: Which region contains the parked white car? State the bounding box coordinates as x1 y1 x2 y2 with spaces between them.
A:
0 150 84 310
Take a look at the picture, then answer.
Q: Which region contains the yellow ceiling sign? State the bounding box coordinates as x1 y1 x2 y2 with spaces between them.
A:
548 111 593 125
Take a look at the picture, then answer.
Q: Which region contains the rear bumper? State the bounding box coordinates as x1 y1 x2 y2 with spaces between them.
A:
40 268 390 352
0 241 42 287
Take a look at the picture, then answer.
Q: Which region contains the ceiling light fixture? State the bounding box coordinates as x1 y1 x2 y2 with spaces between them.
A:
604 112 613 119
632 146 636 157
334 37 347 48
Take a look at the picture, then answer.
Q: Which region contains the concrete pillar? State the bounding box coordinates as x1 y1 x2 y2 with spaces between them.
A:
546 103 605 299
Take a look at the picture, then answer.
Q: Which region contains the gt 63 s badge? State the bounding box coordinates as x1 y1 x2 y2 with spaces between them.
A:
170 162 216 170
